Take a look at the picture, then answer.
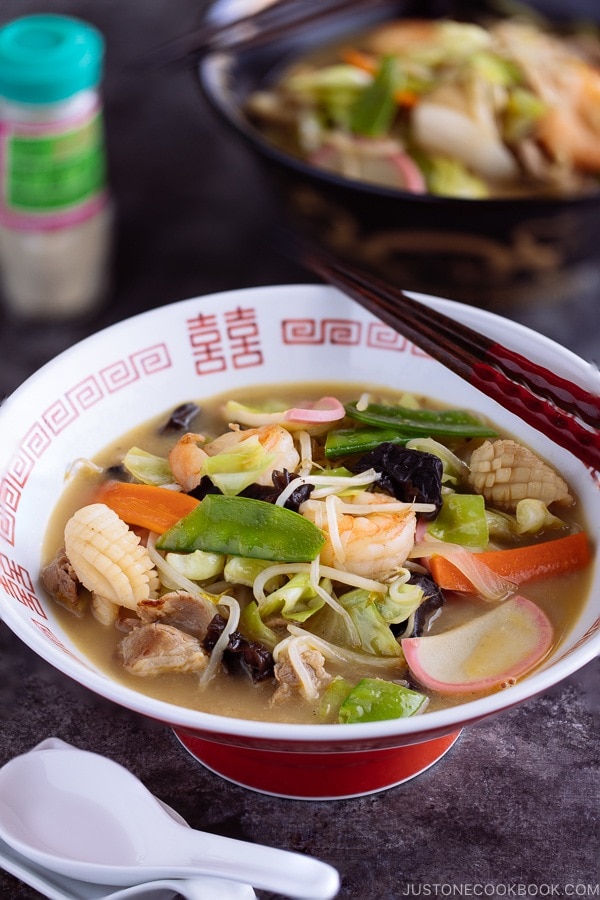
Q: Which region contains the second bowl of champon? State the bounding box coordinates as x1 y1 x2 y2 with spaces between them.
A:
199 0 600 310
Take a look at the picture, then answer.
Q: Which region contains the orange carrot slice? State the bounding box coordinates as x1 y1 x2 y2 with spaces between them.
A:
393 88 419 108
429 531 592 592
340 48 419 106
96 481 199 534
341 47 378 74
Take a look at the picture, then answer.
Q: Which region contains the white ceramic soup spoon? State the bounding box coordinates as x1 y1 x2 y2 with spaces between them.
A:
0 832 254 900
0 758 256 900
0 745 340 899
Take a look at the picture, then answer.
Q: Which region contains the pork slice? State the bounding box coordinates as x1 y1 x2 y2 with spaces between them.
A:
116 623 209 676
137 590 215 638
271 647 332 705
41 548 85 617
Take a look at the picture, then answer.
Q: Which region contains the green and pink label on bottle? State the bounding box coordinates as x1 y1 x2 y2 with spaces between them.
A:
0 101 108 230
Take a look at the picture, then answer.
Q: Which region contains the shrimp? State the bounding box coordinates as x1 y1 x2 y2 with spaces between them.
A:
168 432 209 493
495 21 600 171
204 424 300 486
301 491 416 581
534 61 600 171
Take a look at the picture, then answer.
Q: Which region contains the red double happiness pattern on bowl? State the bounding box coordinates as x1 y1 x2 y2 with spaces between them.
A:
186 306 264 374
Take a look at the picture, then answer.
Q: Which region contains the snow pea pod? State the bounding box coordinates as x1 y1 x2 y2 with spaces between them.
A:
350 56 398 136
338 678 428 723
344 401 498 439
325 427 408 459
155 494 325 562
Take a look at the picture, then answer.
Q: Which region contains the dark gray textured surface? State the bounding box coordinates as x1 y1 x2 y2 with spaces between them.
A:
0 2 599 898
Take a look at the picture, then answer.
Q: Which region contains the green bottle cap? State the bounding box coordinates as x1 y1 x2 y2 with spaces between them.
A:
0 14 104 104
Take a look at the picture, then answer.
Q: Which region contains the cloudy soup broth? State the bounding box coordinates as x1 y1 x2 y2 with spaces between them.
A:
42 382 592 725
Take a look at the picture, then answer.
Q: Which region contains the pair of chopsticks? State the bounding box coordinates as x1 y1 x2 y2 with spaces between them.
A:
144 0 395 69
300 249 600 471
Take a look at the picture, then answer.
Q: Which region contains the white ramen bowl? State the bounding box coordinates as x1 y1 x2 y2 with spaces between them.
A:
0 284 598 799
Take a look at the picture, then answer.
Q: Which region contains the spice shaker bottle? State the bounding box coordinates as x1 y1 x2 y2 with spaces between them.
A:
0 14 111 319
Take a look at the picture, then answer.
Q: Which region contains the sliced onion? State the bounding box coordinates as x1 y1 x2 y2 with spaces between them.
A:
285 396 346 424
411 538 516 602
415 518 429 544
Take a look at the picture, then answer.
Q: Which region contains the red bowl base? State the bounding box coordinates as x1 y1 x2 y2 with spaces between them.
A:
174 730 462 799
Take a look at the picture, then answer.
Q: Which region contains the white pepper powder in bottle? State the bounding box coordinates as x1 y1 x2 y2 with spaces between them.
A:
0 14 111 319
